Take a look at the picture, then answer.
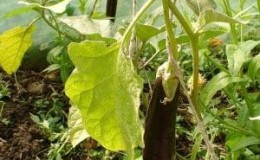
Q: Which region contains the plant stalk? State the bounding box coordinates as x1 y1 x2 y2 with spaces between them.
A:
168 1 194 37
168 0 200 117
167 1 217 159
222 0 238 44
167 52 218 160
169 1 202 115
190 34 201 117
41 11 78 41
162 0 178 60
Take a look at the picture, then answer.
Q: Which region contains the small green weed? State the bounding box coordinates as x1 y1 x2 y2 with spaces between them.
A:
30 95 72 160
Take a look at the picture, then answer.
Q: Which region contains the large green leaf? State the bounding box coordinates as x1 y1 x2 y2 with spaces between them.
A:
200 72 243 107
65 41 143 152
0 25 35 74
226 40 260 76
68 105 90 147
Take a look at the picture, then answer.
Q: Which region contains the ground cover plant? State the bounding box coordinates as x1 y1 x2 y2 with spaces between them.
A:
0 0 260 159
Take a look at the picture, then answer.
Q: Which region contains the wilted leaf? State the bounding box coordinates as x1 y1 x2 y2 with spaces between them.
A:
68 105 90 147
0 25 35 74
226 40 260 76
65 41 143 151
198 10 243 29
185 0 217 15
200 72 243 106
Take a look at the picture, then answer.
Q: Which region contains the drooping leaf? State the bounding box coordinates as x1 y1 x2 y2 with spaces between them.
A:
135 23 162 42
198 9 243 29
200 72 243 107
0 25 35 74
65 41 143 152
19 0 72 13
226 40 260 76
68 105 90 147
185 0 217 15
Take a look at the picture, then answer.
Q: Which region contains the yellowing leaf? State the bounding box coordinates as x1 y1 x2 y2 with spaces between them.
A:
65 41 143 152
0 26 35 74
68 105 90 147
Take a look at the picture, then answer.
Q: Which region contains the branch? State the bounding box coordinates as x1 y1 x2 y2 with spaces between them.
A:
165 1 217 159
168 1 194 37
121 0 155 53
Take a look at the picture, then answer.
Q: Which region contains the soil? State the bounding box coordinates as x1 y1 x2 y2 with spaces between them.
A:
0 70 87 160
0 102 49 160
